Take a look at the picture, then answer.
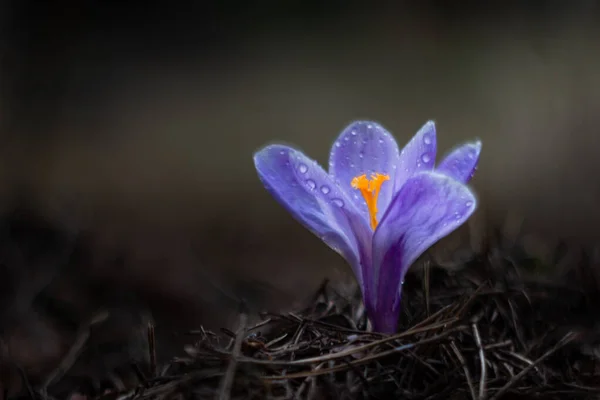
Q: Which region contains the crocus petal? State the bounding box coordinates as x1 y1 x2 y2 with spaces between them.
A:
370 172 477 333
328 121 400 222
436 140 482 183
254 144 371 287
393 121 437 193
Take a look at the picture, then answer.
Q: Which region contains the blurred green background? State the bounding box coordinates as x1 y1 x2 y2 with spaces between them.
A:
1 1 600 317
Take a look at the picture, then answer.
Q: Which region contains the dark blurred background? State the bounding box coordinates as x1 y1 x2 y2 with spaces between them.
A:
1 0 600 385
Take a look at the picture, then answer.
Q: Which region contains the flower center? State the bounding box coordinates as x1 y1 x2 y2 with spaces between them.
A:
351 173 390 230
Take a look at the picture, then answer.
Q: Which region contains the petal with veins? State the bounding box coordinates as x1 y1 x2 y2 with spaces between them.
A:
254 144 370 287
437 140 482 184
370 172 477 333
329 121 400 223
394 121 437 193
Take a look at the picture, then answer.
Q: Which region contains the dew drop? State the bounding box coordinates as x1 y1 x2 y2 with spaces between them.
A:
351 130 357 136
335 141 341 148
280 150 285 155
421 153 431 163
367 124 373 129
306 180 316 190
423 134 432 145
358 152 364 159
320 185 331 195
465 201 473 207
331 198 344 207
298 163 308 174
378 138 384 144
344 136 350 141
468 150 475 159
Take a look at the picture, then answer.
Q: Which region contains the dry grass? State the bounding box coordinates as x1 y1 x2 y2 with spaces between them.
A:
13 233 600 400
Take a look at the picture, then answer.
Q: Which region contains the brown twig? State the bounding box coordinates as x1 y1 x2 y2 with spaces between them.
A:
489 332 578 400
472 322 487 400
216 308 248 400
41 310 110 392
450 340 477 400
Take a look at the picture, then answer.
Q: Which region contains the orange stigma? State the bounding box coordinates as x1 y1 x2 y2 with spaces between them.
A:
351 173 390 230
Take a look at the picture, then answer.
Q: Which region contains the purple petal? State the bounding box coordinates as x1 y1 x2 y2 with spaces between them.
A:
436 140 482 183
254 144 371 287
328 121 400 223
370 172 477 333
393 120 437 193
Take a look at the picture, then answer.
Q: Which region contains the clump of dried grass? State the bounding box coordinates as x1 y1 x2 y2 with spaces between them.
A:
6 233 600 400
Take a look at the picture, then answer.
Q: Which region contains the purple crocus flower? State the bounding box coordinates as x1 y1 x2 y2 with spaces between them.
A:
253 121 481 333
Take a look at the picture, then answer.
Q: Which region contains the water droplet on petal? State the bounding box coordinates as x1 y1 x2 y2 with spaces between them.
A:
421 153 431 163
351 130 357 136
335 141 341 148
468 150 475 159
358 152 364 159
306 180 316 190
280 150 285 155
367 124 373 129
423 134 432 145
331 198 344 207
378 138 384 144
298 164 308 174
465 201 473 207
344 136 350 141
320 185 330 194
